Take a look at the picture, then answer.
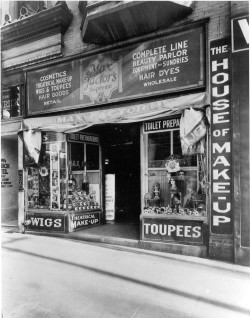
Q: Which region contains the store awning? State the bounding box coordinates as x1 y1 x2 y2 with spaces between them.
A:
21 92 209 134
81 1 194 44
1 118 22 136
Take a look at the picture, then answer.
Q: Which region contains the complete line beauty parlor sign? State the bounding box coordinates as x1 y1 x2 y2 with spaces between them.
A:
27 26 205 115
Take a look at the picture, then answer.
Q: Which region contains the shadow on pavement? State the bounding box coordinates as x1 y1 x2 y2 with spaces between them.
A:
2 245 250 316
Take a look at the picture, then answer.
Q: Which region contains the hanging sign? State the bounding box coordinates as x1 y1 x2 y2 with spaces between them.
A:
27 26 205 115
210 38 232 235
105 174 115 221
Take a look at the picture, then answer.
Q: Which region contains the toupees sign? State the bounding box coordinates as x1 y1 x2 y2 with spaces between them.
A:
142 218 203 244
210 38 232 235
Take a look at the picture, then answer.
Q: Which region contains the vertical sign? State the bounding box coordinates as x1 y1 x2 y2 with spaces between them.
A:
210 38 232 234
232 16 249 52
105 174 115 222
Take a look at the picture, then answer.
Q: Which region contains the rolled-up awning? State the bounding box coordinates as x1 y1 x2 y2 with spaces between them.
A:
1 118 22 136
81 1 194 44
21 92 209 133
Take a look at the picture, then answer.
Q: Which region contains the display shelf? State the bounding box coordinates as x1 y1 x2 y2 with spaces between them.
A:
140 213 207 222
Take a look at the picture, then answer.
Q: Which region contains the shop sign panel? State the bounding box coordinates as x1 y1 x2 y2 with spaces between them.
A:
232 16 249 52
210 38 232 235
25 213 66 232
69 211 101 231
68 133 99 144
27 27 205 115
143 116 180 133
142 218 204 244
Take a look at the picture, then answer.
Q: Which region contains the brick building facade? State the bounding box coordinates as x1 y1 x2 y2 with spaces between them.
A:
1 1 249 265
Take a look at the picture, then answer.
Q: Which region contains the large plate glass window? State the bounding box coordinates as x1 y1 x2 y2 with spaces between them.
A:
27 132 67 210
143 116 207 218
68 133 101 211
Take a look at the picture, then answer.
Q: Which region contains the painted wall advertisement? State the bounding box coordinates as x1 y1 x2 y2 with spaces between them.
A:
105 174 115 221
210 38 232 235
1 158 13 188
27 27 205 115
142 218 204 244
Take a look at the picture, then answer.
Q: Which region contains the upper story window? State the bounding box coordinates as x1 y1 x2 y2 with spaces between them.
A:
2 1 50 25
1 85 23 120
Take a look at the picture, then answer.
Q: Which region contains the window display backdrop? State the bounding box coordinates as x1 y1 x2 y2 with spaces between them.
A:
142 116 207 219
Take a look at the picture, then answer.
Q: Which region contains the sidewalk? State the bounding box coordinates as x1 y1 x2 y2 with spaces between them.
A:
2 220 250 274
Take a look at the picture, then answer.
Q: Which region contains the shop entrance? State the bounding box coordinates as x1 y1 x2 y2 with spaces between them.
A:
87 123 141 223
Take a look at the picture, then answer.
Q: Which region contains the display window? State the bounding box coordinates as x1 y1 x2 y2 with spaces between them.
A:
69 135 101 211
142 117 208 218
27 134 67 210
26 132 102 212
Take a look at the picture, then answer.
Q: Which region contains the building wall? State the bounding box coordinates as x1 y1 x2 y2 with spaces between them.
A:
1 1 249 264
1 136 19 222
62 1 231 57
231 1 249 16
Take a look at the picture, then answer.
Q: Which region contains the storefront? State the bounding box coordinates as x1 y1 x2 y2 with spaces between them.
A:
17 20 211 258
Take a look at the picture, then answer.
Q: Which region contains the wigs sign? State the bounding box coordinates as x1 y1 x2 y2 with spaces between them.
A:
210 38 232 235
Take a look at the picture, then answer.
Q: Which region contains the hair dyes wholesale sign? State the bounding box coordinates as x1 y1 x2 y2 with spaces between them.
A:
141 218 204 244
27 27 205 115
210 38 232 235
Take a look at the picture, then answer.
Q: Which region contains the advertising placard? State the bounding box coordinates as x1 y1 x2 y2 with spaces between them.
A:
141 217 204 244
105 174 115 221
69 211 101 231
25 213 66 232
210 38 232 235
68 133 99 144
27 27 205 115
143 116 180 133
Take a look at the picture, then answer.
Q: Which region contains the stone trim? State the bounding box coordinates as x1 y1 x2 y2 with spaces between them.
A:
1 3 73 51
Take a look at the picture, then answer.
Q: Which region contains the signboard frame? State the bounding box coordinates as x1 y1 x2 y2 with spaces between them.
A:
210 37 233 235
231 16 249 53
69 210 101 232
25 212 67 232
140 216 205 244
27 26 206 115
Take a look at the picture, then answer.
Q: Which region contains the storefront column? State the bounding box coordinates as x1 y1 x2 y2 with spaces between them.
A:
18 134 25 231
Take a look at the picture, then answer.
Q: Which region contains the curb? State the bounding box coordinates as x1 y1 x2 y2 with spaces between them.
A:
3 225 250 274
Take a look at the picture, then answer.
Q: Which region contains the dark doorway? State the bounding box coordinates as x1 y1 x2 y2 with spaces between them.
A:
87 123 141 223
